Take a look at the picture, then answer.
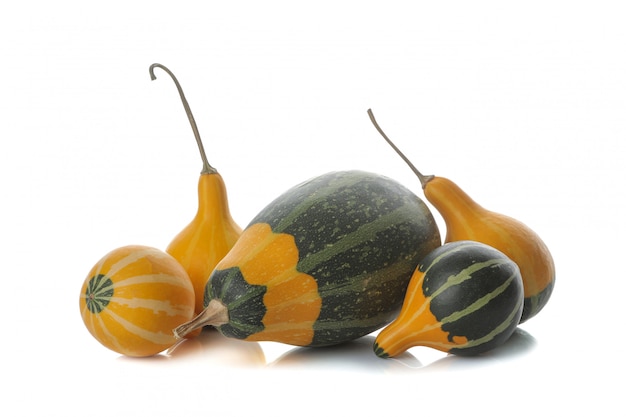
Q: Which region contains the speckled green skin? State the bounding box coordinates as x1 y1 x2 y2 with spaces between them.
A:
206 170 442 346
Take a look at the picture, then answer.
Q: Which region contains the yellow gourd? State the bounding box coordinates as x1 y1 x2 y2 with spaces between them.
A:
150 63 242 315
79 245 195 357
367 109 555 323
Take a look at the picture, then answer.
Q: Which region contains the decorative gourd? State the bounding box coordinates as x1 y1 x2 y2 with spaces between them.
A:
174 170 442 346
150 63 242 315
367 109 555 323
374 240 524 357
79 245 195 357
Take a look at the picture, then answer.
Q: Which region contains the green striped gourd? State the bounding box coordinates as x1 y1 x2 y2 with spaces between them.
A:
174 170 441 347
374 240 523 357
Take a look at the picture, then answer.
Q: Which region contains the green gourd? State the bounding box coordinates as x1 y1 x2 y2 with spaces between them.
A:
174 170 441 347
374 240 524 357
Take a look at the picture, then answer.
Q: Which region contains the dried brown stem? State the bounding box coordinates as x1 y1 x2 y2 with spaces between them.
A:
367 108 434 189
173 299 229 339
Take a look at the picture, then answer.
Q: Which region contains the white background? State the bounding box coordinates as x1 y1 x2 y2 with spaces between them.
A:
1 1 624 416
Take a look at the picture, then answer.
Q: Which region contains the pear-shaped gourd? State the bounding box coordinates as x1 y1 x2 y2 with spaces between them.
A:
150 63 242 315
368 109 555 323
374 240 524 357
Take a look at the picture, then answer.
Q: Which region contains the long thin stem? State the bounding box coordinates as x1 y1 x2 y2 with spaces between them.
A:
150 63 217 175
367 109 434 189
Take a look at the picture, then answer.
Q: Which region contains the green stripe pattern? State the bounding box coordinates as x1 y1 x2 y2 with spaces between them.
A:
420 240 524 356
85 274 114 314
249 170 441 346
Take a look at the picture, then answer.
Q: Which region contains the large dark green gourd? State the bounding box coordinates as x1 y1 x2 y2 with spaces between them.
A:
174 170 441 347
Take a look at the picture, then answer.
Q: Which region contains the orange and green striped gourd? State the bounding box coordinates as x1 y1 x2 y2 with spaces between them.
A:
174 170 442 347
150 63 242 316
374 240 524 357
79 245 195 357
368 109 555 323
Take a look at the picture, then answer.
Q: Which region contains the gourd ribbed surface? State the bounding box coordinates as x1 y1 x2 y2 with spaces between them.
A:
79 245 195 357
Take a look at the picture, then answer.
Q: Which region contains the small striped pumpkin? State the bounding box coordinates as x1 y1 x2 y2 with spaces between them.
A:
374 240 523 357
79 245 195 357
174 170 441 346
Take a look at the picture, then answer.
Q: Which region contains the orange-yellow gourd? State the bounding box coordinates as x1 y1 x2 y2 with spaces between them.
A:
423 177 554 322
79 245 195 357
150 63 242 315
166 172 242 315
368 109 555 323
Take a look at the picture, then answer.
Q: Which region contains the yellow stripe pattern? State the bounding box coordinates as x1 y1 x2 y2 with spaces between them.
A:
79 245 195 357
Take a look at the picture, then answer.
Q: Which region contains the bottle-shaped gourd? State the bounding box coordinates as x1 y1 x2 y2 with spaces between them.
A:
367 109 555 323
150 63 242 316
374 240 524 357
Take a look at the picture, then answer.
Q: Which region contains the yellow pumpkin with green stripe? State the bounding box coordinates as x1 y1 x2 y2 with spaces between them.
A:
374 240 523 357
79 245 195 357
174 170 441 346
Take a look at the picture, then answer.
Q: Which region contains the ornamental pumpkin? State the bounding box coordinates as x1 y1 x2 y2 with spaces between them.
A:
374 240 524 357
79 245 195 357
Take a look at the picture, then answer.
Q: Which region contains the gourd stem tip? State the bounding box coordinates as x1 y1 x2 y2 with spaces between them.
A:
149 63 217 175
165 337 186 355
367 109 433 189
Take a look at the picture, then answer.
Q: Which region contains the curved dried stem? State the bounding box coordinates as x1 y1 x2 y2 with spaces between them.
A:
150 63 217 175
367 109 434 189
